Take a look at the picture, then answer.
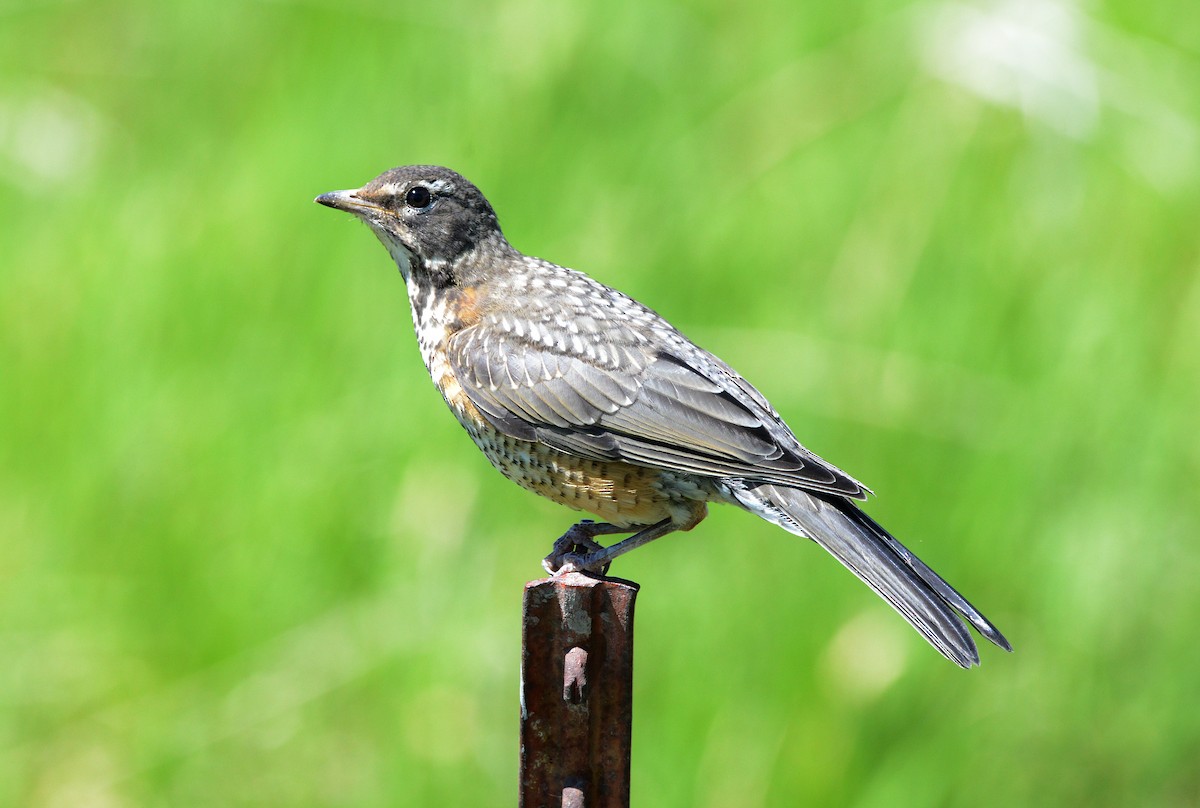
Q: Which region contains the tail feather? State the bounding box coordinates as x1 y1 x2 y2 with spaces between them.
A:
729 482 1011 668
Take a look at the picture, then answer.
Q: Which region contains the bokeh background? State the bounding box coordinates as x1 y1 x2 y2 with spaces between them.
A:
3 0 1198 805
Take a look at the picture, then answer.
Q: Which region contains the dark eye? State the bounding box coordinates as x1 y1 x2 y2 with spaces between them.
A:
404 185 432 209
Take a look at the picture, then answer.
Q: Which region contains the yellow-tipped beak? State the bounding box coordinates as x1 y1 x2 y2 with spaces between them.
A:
314 188 382 215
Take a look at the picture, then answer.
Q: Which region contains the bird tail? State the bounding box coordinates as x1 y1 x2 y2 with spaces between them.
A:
728 482 1011 668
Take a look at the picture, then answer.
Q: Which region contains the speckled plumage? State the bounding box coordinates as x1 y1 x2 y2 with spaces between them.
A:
315 165 1011 668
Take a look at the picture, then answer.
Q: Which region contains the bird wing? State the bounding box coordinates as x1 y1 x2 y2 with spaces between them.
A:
445 306 867 499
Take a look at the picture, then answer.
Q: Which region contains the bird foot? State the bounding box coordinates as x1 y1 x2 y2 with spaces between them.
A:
542 521 613 576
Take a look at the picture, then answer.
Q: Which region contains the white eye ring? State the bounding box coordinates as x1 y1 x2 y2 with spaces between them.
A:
404 185 432 209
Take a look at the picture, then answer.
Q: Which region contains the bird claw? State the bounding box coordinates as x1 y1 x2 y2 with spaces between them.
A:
544 552 584 575
545 552 611 577
542 521 612 576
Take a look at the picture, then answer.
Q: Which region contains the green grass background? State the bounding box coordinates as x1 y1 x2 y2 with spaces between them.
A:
2 1 1198 805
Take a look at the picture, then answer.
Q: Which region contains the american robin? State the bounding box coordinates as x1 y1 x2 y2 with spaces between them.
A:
316 165 1011 667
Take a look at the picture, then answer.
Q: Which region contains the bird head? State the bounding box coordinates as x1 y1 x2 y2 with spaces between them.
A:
316 165 507 282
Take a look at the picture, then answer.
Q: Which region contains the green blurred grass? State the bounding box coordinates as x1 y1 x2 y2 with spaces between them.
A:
2 0 1199 805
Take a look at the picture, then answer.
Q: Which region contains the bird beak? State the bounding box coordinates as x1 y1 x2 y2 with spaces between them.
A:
314 188 382 215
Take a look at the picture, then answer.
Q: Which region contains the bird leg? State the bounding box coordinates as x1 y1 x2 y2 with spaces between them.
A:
545 517 680 575
546 502 709 575
542 520 629 575
571 517 677 573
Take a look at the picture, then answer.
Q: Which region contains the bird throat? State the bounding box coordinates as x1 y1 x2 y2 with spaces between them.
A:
365 227 411 280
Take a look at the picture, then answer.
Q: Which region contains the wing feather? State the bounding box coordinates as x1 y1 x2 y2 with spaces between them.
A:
446 314 866 498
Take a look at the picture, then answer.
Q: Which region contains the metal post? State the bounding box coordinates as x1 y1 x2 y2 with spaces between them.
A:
520 572 639 808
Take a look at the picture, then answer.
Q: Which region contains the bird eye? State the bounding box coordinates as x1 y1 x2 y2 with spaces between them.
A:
404 185 432 209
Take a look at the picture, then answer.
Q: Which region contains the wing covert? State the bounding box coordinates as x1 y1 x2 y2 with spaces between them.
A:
446 317 867 498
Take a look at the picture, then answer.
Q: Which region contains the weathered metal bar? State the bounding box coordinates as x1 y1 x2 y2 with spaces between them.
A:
520 572 639 808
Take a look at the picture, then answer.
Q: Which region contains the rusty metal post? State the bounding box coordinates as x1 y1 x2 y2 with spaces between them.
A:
520 572 639 808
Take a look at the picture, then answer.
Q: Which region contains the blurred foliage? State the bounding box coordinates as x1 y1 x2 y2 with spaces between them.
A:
2 0 1198 805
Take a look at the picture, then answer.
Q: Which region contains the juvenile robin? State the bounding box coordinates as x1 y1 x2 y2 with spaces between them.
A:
316 165 1011 667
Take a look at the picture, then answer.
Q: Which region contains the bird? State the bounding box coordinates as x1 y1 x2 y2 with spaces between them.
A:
315 165 1011 668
